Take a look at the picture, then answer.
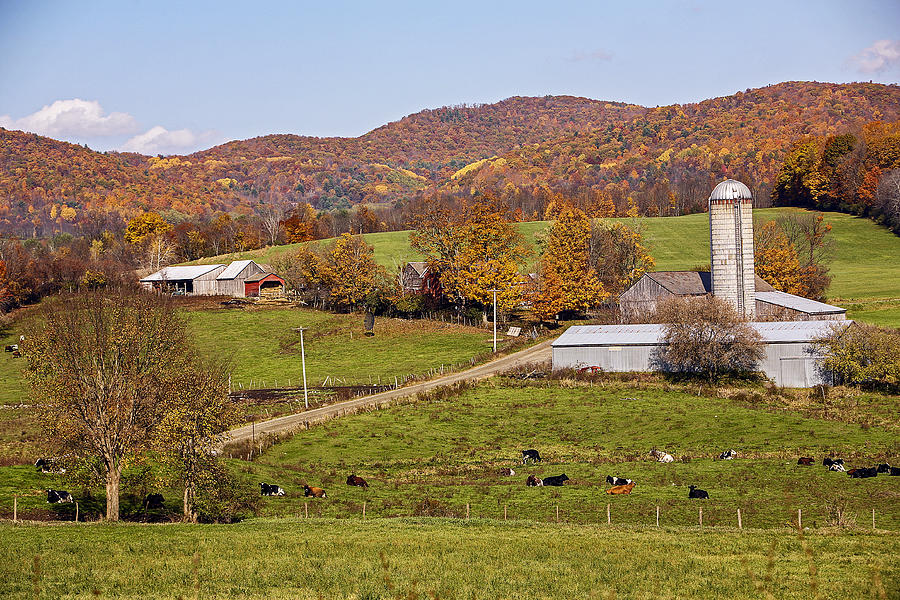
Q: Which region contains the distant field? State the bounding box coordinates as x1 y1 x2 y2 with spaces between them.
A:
0 519 897 600
189 209 900 326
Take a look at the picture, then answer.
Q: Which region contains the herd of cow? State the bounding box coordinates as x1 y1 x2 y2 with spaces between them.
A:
36 447 897 513
797 456 900 478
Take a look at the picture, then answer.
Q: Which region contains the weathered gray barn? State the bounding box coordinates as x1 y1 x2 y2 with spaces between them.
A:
551 320 852 387
215 260 266 297
619 271 846 322
400 261 428 292
139 264 226 295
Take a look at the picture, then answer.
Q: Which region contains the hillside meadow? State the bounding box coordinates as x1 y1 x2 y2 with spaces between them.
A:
190 208 900 327
0 519 896 600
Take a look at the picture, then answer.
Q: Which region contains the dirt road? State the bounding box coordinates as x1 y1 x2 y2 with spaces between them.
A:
224 338 554 445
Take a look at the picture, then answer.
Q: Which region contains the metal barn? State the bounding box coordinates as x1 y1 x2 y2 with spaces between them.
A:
551 320 852 387
139 264 227 295
215 260 266 297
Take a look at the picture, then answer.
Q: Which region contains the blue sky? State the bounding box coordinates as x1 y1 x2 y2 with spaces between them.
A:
1 0 898 155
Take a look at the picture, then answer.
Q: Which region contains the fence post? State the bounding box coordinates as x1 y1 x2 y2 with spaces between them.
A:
556 505 559 522
798 508 802 530
738 508 742 530
699 507 703 528
504 505 507 521
362 501 366 518
75 502 79 523
607 503 610 525
305 503 308 519
656 505 660 527
466 503 470 519
872 508 875 530
13 494 16 523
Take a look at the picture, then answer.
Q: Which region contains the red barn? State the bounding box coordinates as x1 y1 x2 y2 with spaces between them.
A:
245 273 286 298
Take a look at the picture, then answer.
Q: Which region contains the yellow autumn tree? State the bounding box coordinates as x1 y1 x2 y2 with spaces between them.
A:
533 206 608 321
326 233 392 311
453 197 530 313
754 220 803 294
590 221 655 297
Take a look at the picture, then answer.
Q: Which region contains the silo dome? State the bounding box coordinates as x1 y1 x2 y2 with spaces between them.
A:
709 179 752 202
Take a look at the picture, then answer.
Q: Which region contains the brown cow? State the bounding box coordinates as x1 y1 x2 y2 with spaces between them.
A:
606 482 635 495
346 475 368 488
797 457 814 465
303 484 327 498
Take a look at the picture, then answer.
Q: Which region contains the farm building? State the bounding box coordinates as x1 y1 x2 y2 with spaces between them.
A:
551 320 852 387
400 261 428 292
215 260 267 297
244 273 286 298
141 260 285 298
619 271 846 322
139 264 226 295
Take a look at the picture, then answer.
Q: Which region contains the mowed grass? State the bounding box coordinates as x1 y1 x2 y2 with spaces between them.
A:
0 519 897 600
184 307 492 389
236 381 900 531
189 208 900 326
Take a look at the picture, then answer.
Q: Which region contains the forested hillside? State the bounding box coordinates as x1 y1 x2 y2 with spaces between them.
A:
1 81 898 240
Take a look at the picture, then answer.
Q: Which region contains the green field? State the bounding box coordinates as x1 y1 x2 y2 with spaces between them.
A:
0 519 896 599
189 208 900 326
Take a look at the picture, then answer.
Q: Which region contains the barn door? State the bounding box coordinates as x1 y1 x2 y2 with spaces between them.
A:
779 357 813 388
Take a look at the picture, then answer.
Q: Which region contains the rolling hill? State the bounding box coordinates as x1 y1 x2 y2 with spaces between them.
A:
1 82 898 239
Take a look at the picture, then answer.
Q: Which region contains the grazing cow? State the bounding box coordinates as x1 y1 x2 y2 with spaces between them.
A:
46 489 73 504
145 493 165 509
797 457 814 466
525 474 543 487
521 449 542 464
260 482 285 496
4 344 16 352
303 485 327 498
828 463 846 472
688 485 709 499
606 475 633 486
650 449 674 463
346 475 369 488
719 449 737 460
34 458 65 474
848 467 878 479
499 468 516 477
823 457 844 467
876 463 891 474
606 482 635 495
542 474 569 487
889 466 900 476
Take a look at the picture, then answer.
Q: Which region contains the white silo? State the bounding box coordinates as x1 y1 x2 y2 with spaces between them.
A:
708 179 755 318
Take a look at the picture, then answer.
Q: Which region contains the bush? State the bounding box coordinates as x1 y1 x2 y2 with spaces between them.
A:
816 322 900 392
192 461 261 523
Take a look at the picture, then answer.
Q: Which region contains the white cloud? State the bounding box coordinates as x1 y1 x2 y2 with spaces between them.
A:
0 99 138 137
851 39 900 74
120 125 218 155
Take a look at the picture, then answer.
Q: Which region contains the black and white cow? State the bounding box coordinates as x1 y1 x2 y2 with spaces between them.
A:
260 482 285 496
606 475 633 486
828 462 847 472
34 458 65 474
525 474 543 487
876 463 891 474
688 485 709 499
542 474 569 487
521 449 542 464
47 489 73 503
823 457 844 468
719 449 737 460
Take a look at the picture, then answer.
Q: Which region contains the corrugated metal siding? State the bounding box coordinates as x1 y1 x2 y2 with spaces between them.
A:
216 262 265 297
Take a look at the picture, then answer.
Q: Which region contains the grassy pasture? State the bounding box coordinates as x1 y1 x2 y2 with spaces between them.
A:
0 519 897 600
189 208 900 326
230 381 900 531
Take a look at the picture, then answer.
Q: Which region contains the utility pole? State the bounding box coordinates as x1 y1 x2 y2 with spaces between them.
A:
488 289 500 352
294 327 309 409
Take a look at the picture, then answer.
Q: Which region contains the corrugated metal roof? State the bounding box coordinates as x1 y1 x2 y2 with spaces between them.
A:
217 260 258 280
637 271 775 295
709 179 752 201
140 264 224 282
405 261 428 276
245 273 284 283
756 291 846 315
553 320 852 347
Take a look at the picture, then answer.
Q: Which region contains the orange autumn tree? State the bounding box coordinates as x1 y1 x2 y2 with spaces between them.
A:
753 220 803 294
533 206 608 321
